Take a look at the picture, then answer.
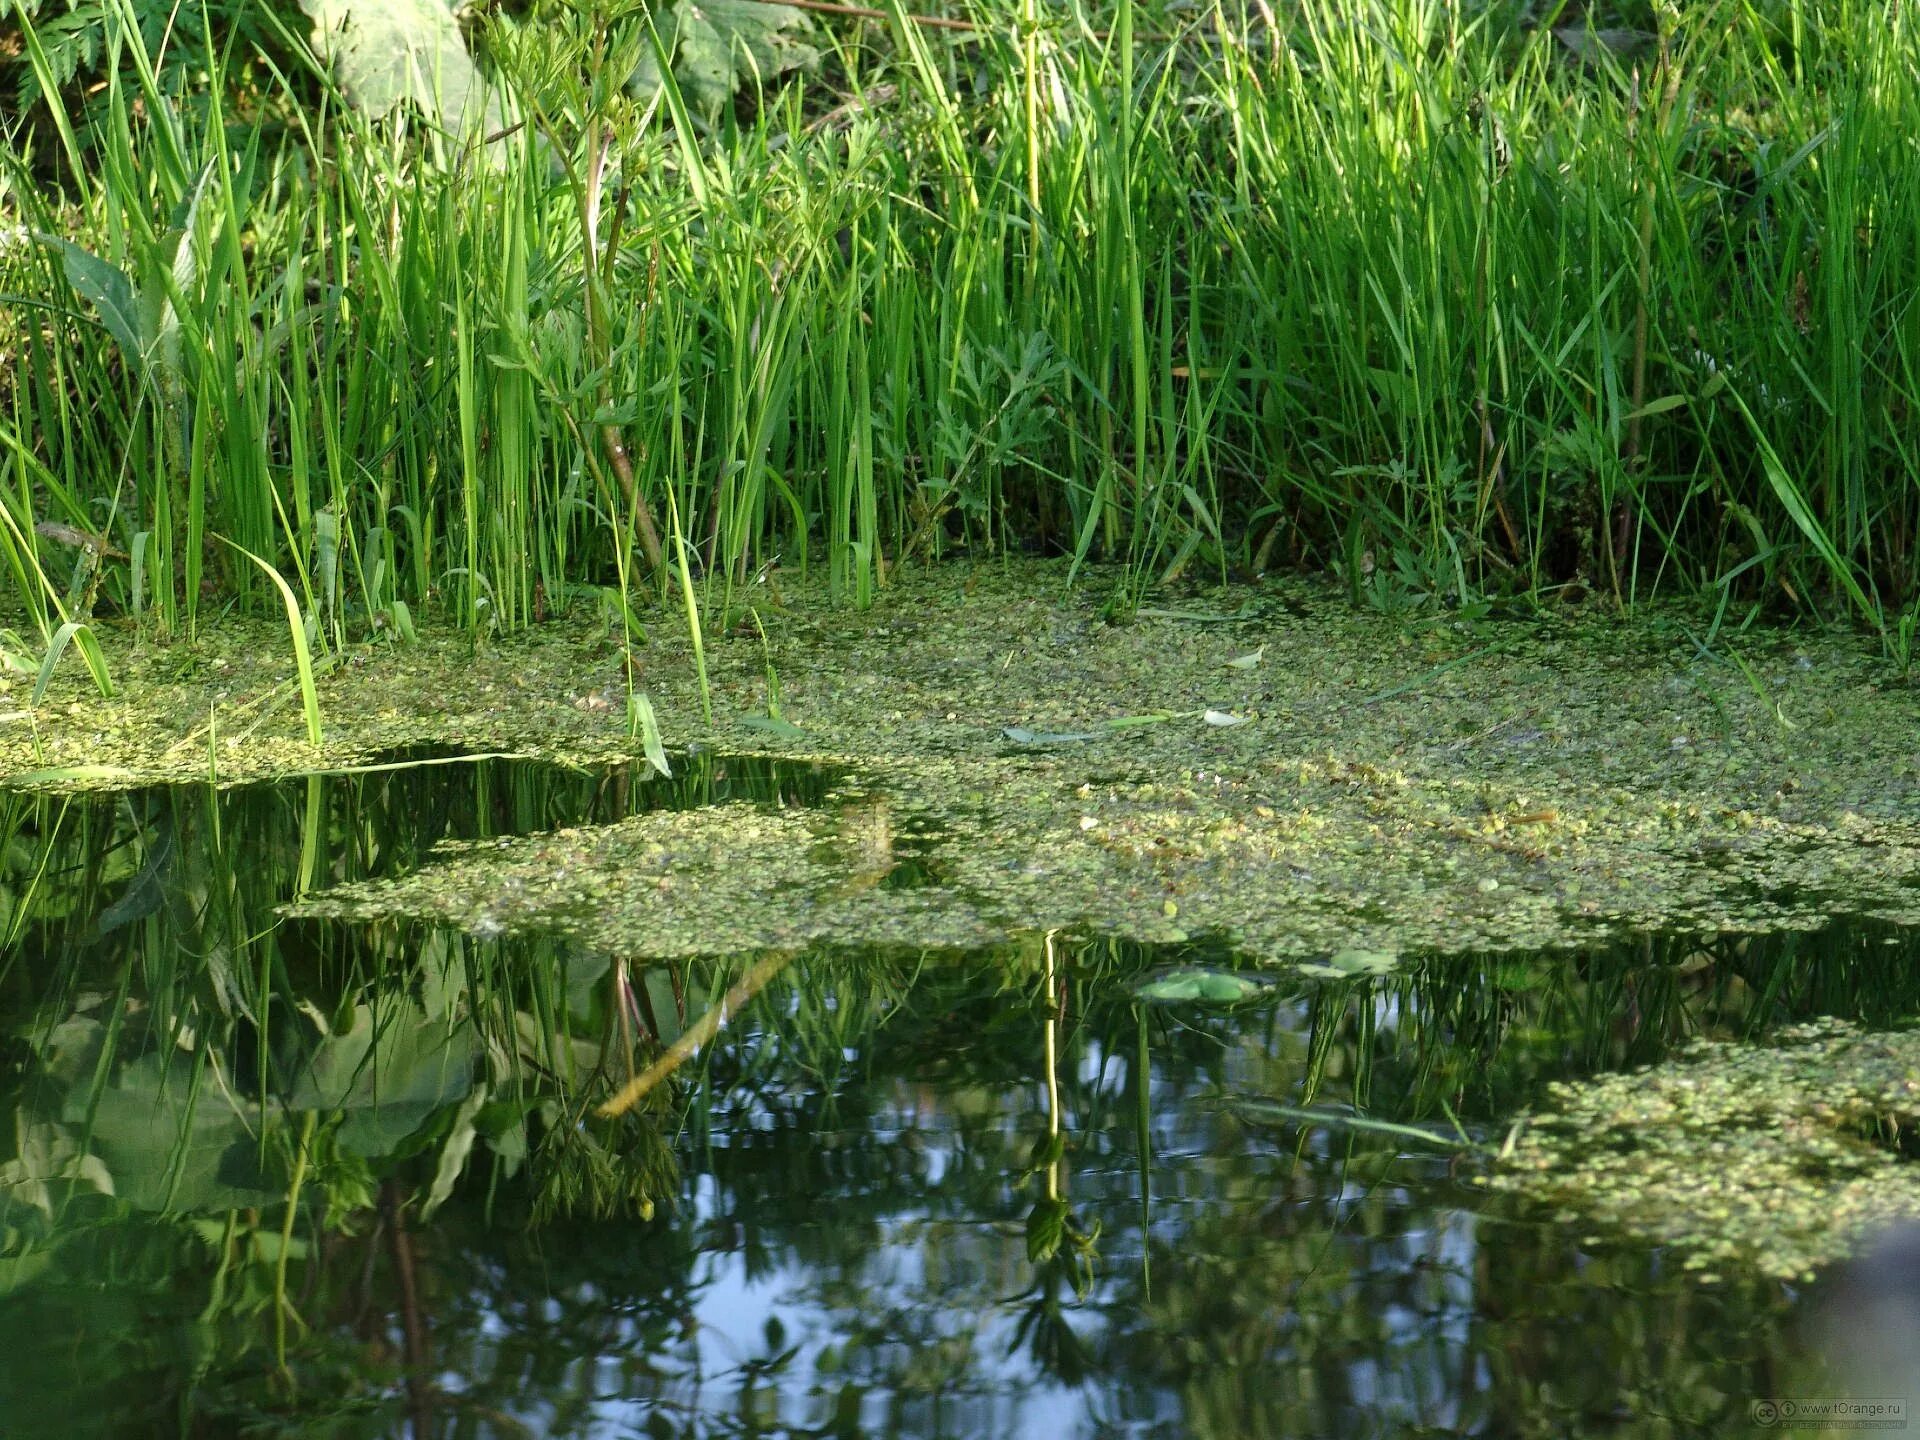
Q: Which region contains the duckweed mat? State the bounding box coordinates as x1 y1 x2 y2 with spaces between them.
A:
1485 1020 1920 1282
8 561 1920 962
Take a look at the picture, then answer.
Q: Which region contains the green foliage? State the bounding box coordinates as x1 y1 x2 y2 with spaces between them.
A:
628 0 819 120
1 0 289 110
298 0 496 133
6 0 1920 654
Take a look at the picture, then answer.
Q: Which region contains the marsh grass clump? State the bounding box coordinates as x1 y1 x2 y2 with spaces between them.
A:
2 0 1919 672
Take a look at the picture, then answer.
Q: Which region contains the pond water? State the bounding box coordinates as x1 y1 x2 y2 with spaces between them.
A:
1 755 1912 1437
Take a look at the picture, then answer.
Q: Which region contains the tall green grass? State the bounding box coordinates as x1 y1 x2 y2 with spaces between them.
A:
2 0 1918 657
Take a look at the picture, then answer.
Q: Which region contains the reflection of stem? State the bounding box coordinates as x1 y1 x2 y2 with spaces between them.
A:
1044 930 1060 1202
614 957 638 1084
596 951 796 1118
275 1109 316 1377
384 1182 435 1440
1136 1004 1152 1301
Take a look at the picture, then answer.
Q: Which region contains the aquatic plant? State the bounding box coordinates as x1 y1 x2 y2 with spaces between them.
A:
1487 1020 1920 1282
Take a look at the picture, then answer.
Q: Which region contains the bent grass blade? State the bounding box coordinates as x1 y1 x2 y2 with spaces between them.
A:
220 537 324 746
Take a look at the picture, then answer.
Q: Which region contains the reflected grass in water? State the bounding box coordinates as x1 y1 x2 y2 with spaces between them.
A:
0 757 1914 1434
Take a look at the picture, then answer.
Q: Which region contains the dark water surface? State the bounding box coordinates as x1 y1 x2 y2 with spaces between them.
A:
0 758 1910 1437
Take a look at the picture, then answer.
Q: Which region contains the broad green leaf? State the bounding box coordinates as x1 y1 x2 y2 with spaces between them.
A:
64 1049 281 1213
300 0 493 134
57 243 143 374
284 1003 479 1158
631 0 820 120
0 1114 116 1223
1225 647 1264 669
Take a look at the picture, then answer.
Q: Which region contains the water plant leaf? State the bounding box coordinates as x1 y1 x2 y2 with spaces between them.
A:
1225 648 1264 669
65 1047 280 1212
629 692 673 778
1295 947 1398 978
1234 1100 1480 1151
1002 726 1103 745
1135 604 1256 624
218 538 322 746
1006 710 1212 745
1131 967 1270 1005
146 160 215 389
1723 388 1878 627
739 713 805 740
1025 1195 1069 1262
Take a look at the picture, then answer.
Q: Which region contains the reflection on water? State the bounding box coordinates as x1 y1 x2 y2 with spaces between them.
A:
0 762 1913 1436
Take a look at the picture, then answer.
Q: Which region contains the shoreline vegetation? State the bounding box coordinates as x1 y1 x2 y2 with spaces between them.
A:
3 0 1920 691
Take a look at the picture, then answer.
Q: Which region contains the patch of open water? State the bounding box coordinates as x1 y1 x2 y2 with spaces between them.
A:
0 758 1912 1436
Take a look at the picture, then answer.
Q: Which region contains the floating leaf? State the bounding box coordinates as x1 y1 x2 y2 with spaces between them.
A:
1003 726 1103 745
740 712 806 740
1135 604 1256 624
1225 648 1264 669
1295 947 1399 979
1004 711 1181 745
1132 967 1271 1005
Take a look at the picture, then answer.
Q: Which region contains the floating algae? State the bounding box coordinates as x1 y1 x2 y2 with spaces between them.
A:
10 561 1920 962
1485 1020 1920 1282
